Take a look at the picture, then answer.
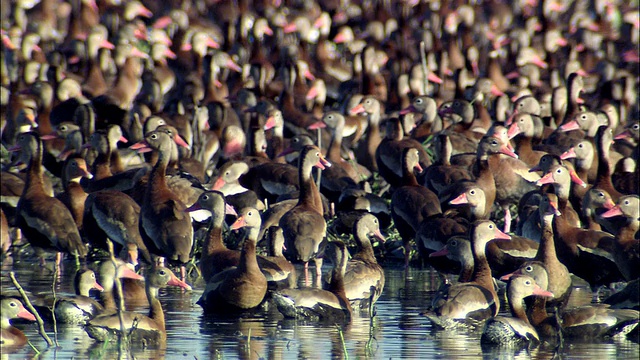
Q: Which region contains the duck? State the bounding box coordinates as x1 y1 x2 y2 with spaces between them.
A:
391 147 441 267
280 145 331 279
55 156 92 230
131 130 194 281
375 117 431 189
534 193 573 306
83 188 152 267
601 195 640 281
1 209 10 256
429 236 474 283
97 259 146 311
480 275 554 348
503 262 640 339
35 269 104 324
184 190 238 281
259 226 297 288
10 132 87 266
198 207 267 312
272 241 352 322
339 213 385 311
85 266 191 345
424 220 511 328
0 297 36 347
209 161 265 211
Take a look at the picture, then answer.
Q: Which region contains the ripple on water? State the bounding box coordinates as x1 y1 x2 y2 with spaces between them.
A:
1 260 638 359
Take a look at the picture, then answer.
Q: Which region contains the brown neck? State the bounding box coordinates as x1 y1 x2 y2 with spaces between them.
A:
298 162 323 215
93 150 113 180
146 287 165 331
537 215 561 264
471 239 494 295
328 125 344 162
353 233 377 264
459 258 474 283
204 226 225 253
475 156 496 206
148 150 169 195
238 237 260 274
528 296 549 326
508 292 532 326
24 148 46 196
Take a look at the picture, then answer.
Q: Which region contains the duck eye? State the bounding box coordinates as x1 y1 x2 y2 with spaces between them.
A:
633 124 639 130
526 266 533 272
556 169 562 173
451 240 457 246
225 171 230 176
316 152 320 157
60 125 67 131
202 195 208 200
416 98 422 104
488 224 494 229
470 190 475 195
525 280 532 286
159 270 166 275
581 115 587 120
150 134 158 140
248 211 253 216
9 302 16 307
491 140 497 145
624 200 630 205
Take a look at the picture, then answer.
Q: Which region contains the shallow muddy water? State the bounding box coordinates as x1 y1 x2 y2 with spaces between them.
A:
1 256 638 360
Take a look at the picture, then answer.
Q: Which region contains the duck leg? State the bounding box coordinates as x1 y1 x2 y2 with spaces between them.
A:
304 262 311 286
502 206 512 233
180 265 187 283
404 241 411 268
314 257 323 279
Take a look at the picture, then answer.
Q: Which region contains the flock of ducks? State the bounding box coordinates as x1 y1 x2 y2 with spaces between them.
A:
0 0 639 353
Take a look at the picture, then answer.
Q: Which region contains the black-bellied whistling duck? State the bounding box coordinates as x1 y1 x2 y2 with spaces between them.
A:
549 190 624 291
604 279 639 310
83 188 152 266
601 195 640 281
260 226 297 287
391 147 441 267
0 209 10 255
86 266 190 345
581 188 619 233
375 117 431 189
0 298 36 347
280 145 330 279
430 236 474 283
311 111 372 182
423 133 473 196
488 134 538 233
561 140 596 206
198 207 267 312
503 262 640 339
351 96 380 172
481 275 553 348
56 156 92 230
534 194 572 307
131 130 193 282
448 185 489 220
536 164 585 229
10 132 87 266
339 213 385 311
400 96 442 142
185 190 238 282
611 157 638 195
593 125 624 201
97 259 145 311
424 220 510 328
507 113 548 168
210 161 265 211
35 269 104 324
273 241 352 321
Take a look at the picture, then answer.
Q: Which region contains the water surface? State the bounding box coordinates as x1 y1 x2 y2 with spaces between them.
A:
1 257 638 359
